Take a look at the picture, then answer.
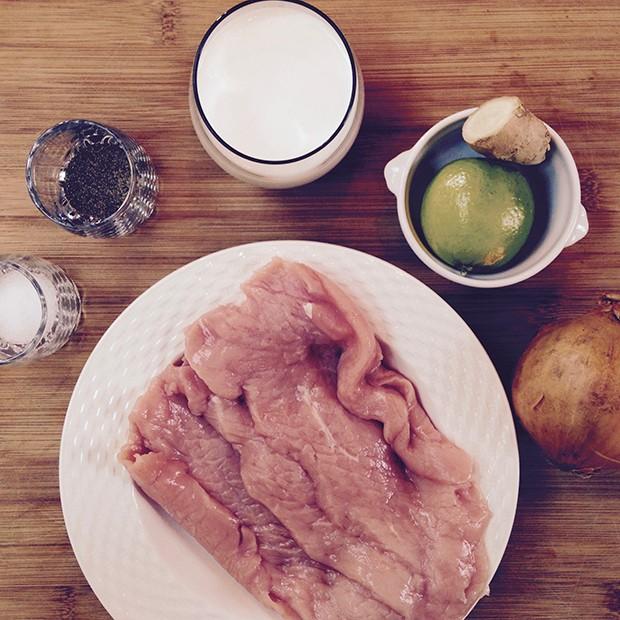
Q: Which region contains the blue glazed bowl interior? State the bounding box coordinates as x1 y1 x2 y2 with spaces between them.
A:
405 118 570 281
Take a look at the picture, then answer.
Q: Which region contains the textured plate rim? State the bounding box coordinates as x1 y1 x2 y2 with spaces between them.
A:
59 240 520 619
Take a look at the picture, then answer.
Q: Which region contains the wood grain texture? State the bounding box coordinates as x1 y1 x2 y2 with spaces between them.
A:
1 0 619 618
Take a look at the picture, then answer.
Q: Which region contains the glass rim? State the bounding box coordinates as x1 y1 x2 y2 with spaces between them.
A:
25 119 138 232
191 0 358 166
0 257 48 365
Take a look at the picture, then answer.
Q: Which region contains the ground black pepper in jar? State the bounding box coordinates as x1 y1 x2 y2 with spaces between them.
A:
60 139 131 223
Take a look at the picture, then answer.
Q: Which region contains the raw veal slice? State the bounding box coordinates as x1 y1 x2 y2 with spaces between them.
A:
121 258 490 620
120 364 401 620
184 259 490 619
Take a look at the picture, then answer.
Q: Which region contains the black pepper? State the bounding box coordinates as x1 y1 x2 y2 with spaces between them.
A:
61 140 131 222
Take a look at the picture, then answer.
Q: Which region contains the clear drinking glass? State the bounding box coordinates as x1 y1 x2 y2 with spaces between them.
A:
190 0 365 189
0 256 81 365
26 120 158 238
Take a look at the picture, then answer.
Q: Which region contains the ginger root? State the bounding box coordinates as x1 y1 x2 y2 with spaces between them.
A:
462 96 551 165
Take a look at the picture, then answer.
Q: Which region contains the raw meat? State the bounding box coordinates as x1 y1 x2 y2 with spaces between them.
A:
120 364 401 620
121 258 490 620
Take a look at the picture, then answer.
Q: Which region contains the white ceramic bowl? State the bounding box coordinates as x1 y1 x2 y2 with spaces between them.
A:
190 0 365 189
384 108 589 288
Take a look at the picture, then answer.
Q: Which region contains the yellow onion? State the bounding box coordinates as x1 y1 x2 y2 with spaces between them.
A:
512 293 620 474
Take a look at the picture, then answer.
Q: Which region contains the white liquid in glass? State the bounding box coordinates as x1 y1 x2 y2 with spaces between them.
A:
195 1 354 161
0 270 43 345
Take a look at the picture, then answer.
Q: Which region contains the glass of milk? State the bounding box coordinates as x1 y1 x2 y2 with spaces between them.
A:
190 0 365 188
0 257 81 365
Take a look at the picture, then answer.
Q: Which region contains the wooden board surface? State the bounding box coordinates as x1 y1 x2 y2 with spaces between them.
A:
1 0 619 618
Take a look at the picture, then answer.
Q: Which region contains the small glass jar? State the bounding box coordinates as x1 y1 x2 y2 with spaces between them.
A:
0 256 81 365
26 120 158 238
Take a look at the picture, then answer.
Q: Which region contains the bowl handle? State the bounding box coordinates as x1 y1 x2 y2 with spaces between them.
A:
565 204 589 247
384 150 410 195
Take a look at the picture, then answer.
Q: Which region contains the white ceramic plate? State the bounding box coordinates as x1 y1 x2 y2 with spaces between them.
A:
60 241 519 620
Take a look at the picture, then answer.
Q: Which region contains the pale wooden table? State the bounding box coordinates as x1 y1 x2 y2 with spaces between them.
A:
1 1 619 618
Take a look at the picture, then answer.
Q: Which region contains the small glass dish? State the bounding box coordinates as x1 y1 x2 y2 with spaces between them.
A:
26 120 158 238
0 256 81 365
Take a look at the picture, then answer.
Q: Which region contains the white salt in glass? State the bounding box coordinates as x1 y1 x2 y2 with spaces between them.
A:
190 0 364 188
0 256 81 365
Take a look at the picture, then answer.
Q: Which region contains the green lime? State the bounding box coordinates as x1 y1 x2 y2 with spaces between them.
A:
420 158 535 272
